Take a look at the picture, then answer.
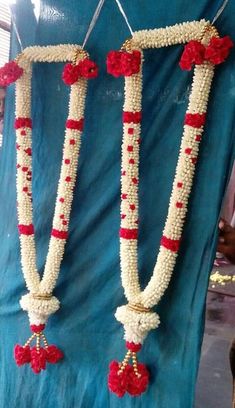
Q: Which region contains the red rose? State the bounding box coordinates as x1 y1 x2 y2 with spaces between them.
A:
179 40 205 71
126 363 150 396
106 51 122 77
107 50 141 77
0 61 23 86
46 345 64 364
108 360 131 397
14 344 31 366
30 347 47 374
205 36 234 65
62 63 80 85
120 50 141 76
78 58 98 79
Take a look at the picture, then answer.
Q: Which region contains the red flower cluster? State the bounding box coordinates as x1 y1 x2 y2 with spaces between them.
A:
0 60 23 86
62 58 98 85
108 360 150 397
205 36 234 65
14 344 63 374
107 50 141 77
179 36 233 70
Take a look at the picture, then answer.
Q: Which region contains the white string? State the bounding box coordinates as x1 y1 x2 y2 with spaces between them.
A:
212 0 229 24
82 0 106 49
113 0 134 36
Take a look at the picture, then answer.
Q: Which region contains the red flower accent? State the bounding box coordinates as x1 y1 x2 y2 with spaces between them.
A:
30 347 47 374
126 342 142 353
179 40 205 71
205 36 234 65
107 50 141 77
127 363 150 396
108 361 131 397
62 63 80 85
46 345 64 364
14 345 31 366
0 61 23 86
78 58 98 79
30 324 45 333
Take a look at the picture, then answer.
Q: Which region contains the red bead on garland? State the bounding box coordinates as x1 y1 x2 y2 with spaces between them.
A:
108 342 150 397
14 324 63 374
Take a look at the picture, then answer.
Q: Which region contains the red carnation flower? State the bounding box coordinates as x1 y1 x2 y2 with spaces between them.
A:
0 61 23 86
179 40 205 70
14 344 31 366
46 345 64 364
107 51 122 77
127 363 150 396
205 36 234 65
30 347 47 374
62 63 80 85
120 50 141 76
107 50 141 77
78 58 98 79
108 361 131 397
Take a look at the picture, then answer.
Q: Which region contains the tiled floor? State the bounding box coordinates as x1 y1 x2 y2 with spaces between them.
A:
195 265 235 408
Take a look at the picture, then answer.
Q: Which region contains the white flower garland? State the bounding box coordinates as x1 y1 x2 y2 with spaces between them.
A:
116 20 218 345
15 45 89 325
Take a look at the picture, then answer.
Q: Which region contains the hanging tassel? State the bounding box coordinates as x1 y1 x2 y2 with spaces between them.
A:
108 342 149 397
14 324 63 374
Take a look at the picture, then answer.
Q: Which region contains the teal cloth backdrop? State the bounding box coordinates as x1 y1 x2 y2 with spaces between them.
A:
0 1 234 407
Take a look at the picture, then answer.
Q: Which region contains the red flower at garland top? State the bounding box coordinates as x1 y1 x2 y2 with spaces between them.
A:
205 35 234 65
0 60 23 86
62 58 98 85
179 40 205 70
107 50 141 77
179 35 233 70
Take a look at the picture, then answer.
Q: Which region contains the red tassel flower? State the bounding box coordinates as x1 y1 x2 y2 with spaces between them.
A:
107 50 141 77
30 347 47 374
205 36 234 65
14 344 31 366
14 324 63 373
179 40 205 71
127 363 150 396
108 342 150 397
0 60 23 86
108 361 132 397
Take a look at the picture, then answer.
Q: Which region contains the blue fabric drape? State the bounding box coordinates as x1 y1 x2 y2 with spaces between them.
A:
0 1 234 407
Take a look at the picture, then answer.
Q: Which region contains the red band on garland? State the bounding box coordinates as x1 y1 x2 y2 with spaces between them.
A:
123 111 142 124
14 117 32 129
30 324 45 333
120 228 138 239
66 118 84 131
184 113 206 128
160 235 180 252
126 342 142 352
18 224 34 235
51 229 68 239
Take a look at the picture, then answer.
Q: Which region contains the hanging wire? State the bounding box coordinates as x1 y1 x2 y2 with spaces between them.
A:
8 4 23 52
113 0 134 36
212 0 229 24
82 0 106 49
